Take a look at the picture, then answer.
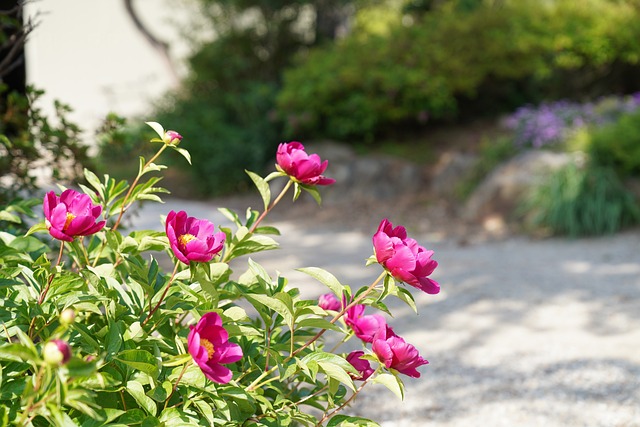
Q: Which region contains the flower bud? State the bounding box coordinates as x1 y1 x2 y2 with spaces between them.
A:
59 308 76 325
163 130 183 145
318 293 340 311
43 340 71 366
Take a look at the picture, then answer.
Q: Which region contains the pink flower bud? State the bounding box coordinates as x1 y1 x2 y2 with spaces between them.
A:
59 308 76 325
163 130 183 145
318 293 340 311
43 189 105 242
346 351 374 381
43 339 71 366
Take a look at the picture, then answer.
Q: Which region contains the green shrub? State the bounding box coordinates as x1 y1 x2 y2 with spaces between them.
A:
155 82 279 196
522 163 640 237
0 86 93 204
277 0 640 142
588 109 640 177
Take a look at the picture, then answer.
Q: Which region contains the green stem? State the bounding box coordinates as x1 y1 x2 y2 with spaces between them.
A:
292 271 387 357
246 272 387 392
37 242 65 305
248 179 293 234
317 378 370 426
164 361 191 410
142 262 181 327
91 143 169 268
112 144 168 232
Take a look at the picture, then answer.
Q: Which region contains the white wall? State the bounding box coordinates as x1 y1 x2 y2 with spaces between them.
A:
24 0 195 140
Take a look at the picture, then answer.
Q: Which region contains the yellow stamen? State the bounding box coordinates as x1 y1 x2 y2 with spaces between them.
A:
179 233 196 247
200 338 216 360
63 212 76 231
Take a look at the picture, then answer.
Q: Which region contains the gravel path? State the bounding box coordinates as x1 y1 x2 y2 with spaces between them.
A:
135 197 640 427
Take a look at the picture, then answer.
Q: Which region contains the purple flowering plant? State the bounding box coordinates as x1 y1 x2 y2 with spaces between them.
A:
505 93 640 149
0 122 441 426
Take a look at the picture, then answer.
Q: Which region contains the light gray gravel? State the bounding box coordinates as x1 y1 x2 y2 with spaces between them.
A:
134 197 640 427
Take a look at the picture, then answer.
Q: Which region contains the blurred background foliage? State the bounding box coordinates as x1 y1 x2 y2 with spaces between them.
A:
5 0 640 236
94 0 640 199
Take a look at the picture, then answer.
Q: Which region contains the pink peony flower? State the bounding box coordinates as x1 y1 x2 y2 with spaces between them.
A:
372 335 429 378
344 303 395 343
43 339 72 365
373 219 440 294
346 351 374 381
318 293 341 311
165 210 226 265
163 130 183 145
43 189 106 242
276 141 336 186
187 312 243 384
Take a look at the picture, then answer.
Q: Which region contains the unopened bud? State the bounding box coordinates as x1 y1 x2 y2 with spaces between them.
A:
59 308 75 325
43 339 71 366
163 130 183 145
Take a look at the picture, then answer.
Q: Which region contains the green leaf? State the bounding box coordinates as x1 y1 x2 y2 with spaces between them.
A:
246 170 271 210
170 146 192 164
126 380 158 416
0 210 19 223
372 373 405 400
300 183 322 205
297 267 344 297
327 415 381 427
115 349 160 378
296 318 341 332
25 221 49 236
146 121 165 139
245 293 293 327
84 168 105 200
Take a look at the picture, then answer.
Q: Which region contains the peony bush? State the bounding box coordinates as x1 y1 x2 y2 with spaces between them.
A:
0 123 440 426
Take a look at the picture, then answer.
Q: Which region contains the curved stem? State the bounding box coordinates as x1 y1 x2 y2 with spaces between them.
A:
37 242 65 305
142 262 181 327
246 271 387 392
249 179 293 234
164 360 191 410
317 378 370 426
112 144 168 232
292 271 387 357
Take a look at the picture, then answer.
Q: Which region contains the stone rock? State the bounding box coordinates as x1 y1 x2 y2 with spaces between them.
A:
303 141 427 205
431 151 479 198
462 150 580 222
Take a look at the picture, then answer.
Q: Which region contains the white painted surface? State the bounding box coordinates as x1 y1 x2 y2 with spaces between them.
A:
23 0 196 139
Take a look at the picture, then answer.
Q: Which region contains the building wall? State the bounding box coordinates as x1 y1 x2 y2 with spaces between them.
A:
24 0 193 140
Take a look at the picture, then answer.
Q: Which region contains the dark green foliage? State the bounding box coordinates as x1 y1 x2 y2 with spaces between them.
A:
0 86 93 204
522 163 640 237
151 0 319 196
588 110 640 177
156 81 279 196
278 0 640 141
